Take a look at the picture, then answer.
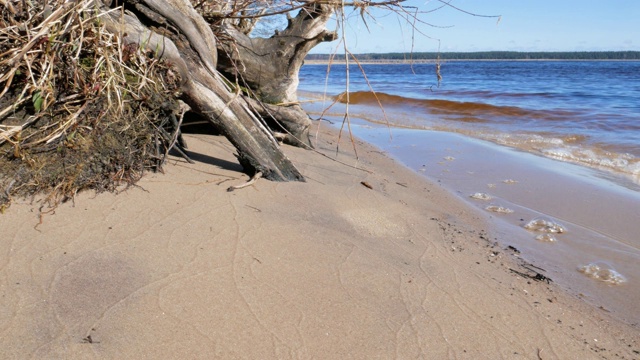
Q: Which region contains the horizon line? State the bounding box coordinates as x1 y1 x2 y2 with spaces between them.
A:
308 50 640 55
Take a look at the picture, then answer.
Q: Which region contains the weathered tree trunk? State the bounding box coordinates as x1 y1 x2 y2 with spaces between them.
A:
218 4 337 104
217 3 338 147
101 0 306 181
242 97 312 148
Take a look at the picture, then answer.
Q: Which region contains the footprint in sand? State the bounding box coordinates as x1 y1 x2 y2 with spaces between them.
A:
341 208 411 239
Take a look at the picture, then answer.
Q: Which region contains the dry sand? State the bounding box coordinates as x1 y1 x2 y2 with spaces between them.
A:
0 128 638 359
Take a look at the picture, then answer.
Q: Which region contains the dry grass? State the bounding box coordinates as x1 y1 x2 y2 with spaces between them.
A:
0 0 182 212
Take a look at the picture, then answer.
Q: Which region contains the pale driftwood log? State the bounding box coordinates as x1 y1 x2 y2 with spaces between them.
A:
101 0 304 181
217 2 337 147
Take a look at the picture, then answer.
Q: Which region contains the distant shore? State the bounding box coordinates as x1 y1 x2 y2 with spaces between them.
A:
304 58 640 65
305 50 640 64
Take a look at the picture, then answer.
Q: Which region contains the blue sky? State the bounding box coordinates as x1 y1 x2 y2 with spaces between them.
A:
309 0 640 53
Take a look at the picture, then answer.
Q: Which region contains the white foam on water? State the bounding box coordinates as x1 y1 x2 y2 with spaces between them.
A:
579 262 627 285
470 192 492 200
535 234 557 242
463 130 640 186
524 217 566 233
485 205 514 214
541 146 640 181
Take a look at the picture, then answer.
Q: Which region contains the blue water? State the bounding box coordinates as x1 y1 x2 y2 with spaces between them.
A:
298 61 640 185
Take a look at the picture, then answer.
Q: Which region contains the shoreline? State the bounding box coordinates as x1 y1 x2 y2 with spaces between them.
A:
0 127 638 357
340 120 640 326
300 94 640 326
296 91 640 190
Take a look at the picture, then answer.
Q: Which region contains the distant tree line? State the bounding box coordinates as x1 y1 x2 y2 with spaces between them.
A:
306 51 640 61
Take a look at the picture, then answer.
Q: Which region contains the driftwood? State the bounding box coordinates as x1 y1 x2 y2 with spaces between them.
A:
217 2 337 148
217 3 337 104
100 0 333 181
242 97 313 148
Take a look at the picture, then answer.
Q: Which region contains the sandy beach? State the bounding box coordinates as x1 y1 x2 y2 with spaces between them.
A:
1 126 638 359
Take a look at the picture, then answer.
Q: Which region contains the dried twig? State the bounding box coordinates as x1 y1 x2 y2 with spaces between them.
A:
227 171 263 191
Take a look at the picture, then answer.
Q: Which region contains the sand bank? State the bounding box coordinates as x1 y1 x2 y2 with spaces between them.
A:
0 127 638 359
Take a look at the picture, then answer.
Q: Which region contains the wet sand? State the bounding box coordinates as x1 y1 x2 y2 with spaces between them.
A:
1 127 638 359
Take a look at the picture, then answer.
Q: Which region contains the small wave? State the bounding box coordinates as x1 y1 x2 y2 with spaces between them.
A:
478 132 640 184
541 146 640 178
334 91 573 121
438 89 555 99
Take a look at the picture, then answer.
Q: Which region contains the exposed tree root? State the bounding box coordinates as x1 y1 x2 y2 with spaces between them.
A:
227 171 263 192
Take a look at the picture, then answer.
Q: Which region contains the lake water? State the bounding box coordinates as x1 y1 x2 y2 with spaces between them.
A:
298 61 640 326
299 61 640 189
